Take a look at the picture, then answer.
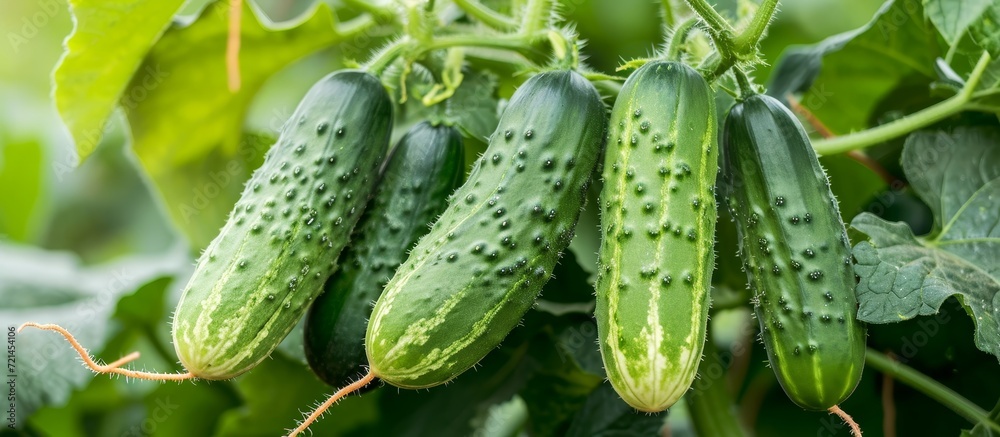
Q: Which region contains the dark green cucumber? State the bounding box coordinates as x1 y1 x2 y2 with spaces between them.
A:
596 60 718 412
171 71 393 380
366 70 607 389
721 93 866 410
303 121 464 388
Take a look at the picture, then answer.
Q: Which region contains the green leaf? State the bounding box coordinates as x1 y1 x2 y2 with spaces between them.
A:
520 320 603 436
123 1 369 249
851 126 1000 360
1 243 186 426
767 0 941 135
924 0 992 45
53 0 186 159
441 69 500 141
0 134 48 242
564 382 666 436
961 398 1000 437
969 3 1000 57
392 61 500 142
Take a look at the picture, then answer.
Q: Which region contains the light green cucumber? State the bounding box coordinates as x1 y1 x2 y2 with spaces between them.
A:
595 60 718 412
171 70 393 380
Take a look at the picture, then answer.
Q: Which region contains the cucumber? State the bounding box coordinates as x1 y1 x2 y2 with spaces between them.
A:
720 93 865 410
595 60 718 412
365 70 607 389
304 121 464 389
171 70 393 380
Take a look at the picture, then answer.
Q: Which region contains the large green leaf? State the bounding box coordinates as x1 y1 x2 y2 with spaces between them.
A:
123 1 367 249
924 0 992 45
0 242 187 426
53 0 186 159
767 0 941 135
520 319 603 436
969 3 1000 57
564 382 666 437
851 126 1000 360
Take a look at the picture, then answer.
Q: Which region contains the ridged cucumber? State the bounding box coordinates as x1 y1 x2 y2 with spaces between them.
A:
304 121 464 388
171 70 393 380
595 60 718 412
720 93 866 410
365 70 607 389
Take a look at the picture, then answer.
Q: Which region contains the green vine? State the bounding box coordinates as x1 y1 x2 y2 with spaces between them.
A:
812 52 993 155
452 0 518 31
683 0 778 81
866 349 1000 434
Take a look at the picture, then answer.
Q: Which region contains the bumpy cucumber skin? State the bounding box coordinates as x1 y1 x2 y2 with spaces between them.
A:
595 61 718 412
171 71 393 380
366 70 607 389
304 121 464 388
721 94 865 410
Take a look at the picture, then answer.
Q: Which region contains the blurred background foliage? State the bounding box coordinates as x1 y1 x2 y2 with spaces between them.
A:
2 0 998 436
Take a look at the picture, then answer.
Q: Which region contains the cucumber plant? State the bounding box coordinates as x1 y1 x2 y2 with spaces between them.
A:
595 60 718 412
720 92 866 410
304 121 464 390
43 0 1000 434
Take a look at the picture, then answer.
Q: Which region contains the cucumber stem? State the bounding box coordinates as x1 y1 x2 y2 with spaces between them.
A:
827 405 862 437
518 0 551 37
17 322 195 381
665 17 703 60
732 0 777 52
688 0 779 81
366 31 548 75
661 0 676 28
453 0 518 31
289 370 377 437
733 68 754 98
865 348 1000 433
683 0 735 36
812 51 992 155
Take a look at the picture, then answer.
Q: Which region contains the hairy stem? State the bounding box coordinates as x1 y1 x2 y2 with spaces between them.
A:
812 52 992 155
665 17 702 60
661 0 676 28
288 371 377 436
683 0 735 35
733 0 778 51
453 0 517 30
18 323 195 382
519 0 551 37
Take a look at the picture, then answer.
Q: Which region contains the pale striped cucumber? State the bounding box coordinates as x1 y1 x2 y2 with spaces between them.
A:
171 71 393 380
595 60 718 412
720 93 865 410
304 121 464 388
365 70 607 389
